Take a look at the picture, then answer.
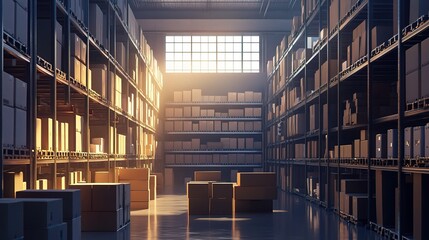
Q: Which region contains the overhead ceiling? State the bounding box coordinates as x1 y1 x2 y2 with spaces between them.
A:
130 0 291 19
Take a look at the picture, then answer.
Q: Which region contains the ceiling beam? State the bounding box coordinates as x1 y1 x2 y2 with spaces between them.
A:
133 10 289 19
138 19 291 33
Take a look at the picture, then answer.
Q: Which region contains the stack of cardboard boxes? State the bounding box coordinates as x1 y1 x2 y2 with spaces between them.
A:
3 0 28 46
0 199 24 239
187 181 211 215
339 179 368 216
2 72 28 149
211 182 235 215
342 92 367 126
234 172 277 213
4 171 25 198
17 190 82 240
406 38 429 104
172 90 262 103
70 33 90 88
21 198 67 239
70 183 130 232
90 64 107 99
117 168 150 210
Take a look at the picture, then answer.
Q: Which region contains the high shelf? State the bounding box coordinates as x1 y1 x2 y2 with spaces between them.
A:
164 89 263 169
1 0 163 193
266 0 429 239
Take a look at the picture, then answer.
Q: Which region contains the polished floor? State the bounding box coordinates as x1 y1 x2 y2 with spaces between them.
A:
83 190 381 240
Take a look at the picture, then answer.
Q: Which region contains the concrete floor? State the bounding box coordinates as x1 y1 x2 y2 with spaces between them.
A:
83 190 381 240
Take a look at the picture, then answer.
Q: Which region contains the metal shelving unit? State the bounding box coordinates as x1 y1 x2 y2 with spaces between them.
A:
266 0 429 239
1 0 163 193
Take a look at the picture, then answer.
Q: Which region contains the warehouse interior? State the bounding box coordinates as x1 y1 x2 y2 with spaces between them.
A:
1 0 429 239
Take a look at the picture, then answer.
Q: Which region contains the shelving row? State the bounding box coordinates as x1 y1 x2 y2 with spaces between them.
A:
266 0 429 239
164 89 263 168
1 0 163 192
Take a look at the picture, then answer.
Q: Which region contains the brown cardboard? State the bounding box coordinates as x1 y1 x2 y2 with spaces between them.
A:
234 186 277 200
117 168 150 181
234 199 273 213
82 209 123 232
118 180 149 191
130 190 149 202
212 182 235 199
235 173 273 188
188 198 209 215
187 181 210 198
194 171 221 181
131 201 149 210
91 184 122 211
4 172 24 198
210 198 233 215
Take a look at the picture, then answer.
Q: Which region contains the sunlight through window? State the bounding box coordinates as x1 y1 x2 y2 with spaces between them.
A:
166 35 260 73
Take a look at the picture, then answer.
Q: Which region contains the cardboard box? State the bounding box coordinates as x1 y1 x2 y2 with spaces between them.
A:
340 179 367 194
24 222 68 240
212 182 235 199
414 126 425 158
2 71 14 106
234 186 277 200
0 199 24 240
191 89 202 102
91 184 123 211
65 217 81 240
354 139 361 158
405 127 414 159
69 186 92 212
130 191 149 202
149 175 157 200
234 199 273 213
20 198 63 228
82 209 123 232
188 198 209 215
406 70 420 103
210 198 233 215
16 189 81 220
4 172 24 198
388 129 398 158
187 181 210 198
173 91 183 102
237 172 276 187
183 91 192 102
90 64 107 98
376 134 387 158
194 171 221 181
117 168 150 181
131 201 149 210
360 140 368 158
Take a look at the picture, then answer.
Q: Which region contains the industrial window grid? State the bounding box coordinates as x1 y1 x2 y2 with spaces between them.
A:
165 35 260 73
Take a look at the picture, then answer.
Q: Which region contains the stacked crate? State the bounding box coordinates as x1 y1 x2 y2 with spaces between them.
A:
21 199 67 240
4 171 25 198
70 183 129 232
194 171 221 181
234 172 277 213
187 181 211 215
70 33 88 87
211 182 235 215
16 190 82 240
0 199 24 239
117 168 150 210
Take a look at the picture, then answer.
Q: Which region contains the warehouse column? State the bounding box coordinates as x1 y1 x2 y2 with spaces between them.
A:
0 0 4 198
397 0 406 237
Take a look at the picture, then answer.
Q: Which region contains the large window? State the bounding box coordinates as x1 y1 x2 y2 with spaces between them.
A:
166 35 260 73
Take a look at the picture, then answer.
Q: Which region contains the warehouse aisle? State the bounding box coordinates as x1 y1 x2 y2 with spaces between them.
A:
123 191 381 240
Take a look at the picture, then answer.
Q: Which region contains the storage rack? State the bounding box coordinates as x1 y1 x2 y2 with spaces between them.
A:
1 0 163 193
266 0 429 239
163 90 263 172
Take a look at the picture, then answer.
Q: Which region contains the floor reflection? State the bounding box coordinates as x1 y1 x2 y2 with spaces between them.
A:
83 190 382 240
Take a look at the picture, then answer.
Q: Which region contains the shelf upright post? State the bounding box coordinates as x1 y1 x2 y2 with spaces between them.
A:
113 10 117 172
366 0 374 225
29 0 38 190
336 0 341 215
65 0 71 181
317 0 322 204
0 0 3 197
84 0 90 183
51 0 58 189
325 0 331 209
397 0 406 237
107 4 112 176
303 0 308 197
